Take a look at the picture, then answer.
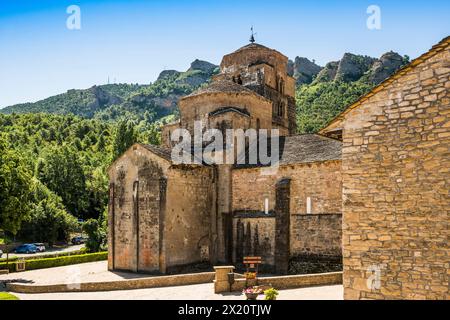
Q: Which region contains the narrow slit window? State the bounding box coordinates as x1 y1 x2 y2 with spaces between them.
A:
306 197 312 214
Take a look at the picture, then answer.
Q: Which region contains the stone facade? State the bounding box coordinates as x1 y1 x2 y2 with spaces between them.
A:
232 160 342 215
108 42 343 275
321 36 449 299
108 144 215 273
231 160 342 272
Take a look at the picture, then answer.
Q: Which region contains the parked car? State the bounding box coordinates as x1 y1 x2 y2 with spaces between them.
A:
33 243 46 252
0 249 3 258
71 236 87 245
14 244 37 254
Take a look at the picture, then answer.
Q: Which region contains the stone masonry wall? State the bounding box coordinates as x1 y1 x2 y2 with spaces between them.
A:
108 145 170 273
291 213 342 257
164 165 214 271
341 46 449 299
232 161 342 215
232 215 275 268
232 161 342 272
179 93 273 135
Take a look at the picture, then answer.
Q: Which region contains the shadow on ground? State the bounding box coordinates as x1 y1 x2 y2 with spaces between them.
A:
0 279 34 291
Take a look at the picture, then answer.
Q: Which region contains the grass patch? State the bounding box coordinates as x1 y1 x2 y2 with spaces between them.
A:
0 292 19 300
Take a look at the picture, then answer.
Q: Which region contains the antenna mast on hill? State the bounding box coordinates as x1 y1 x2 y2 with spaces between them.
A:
249 26 256 43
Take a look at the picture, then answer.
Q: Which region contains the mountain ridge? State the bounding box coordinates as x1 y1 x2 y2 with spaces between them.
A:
1 50 408 133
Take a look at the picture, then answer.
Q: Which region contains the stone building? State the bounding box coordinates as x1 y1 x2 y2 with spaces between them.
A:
320 36 449 299
108 42 343 274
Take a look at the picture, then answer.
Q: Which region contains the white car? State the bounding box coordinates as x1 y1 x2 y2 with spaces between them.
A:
33 243 46 252
0 249 3 258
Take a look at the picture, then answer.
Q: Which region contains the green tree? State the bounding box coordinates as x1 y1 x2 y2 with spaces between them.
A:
19 180 78 246
0 135 33 237
296 80 372 133
147 123 161 145
111 120 136 160
96 134 106 151
35 145 89 218
83 218 107 252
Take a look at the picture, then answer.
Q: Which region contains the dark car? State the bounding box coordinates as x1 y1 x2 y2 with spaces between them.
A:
14 244 37 254
33 243 46 252
71 236 87 245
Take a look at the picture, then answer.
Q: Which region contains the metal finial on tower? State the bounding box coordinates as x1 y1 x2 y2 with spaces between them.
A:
249 26 256 43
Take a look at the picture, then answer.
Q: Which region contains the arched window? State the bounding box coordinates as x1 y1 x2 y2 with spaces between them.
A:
277 102 284 117
278 78 284 94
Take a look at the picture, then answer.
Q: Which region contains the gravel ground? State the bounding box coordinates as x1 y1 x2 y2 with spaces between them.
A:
12 283 343 300
0 260 343 300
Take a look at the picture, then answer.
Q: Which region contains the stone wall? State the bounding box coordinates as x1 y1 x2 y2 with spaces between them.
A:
164 165 215 271
179 93 273 135
108 145 215 274
232 161 342 215
228 272 342 293
274 178 291 274
291 213 342 257
341 45 449 299
289 213 342 274
7 272 216 293
231 161 343 273
108 145 170 273
220 46 288 80
232 214 275 268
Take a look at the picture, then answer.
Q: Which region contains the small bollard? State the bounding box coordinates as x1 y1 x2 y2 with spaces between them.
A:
213 266 235 293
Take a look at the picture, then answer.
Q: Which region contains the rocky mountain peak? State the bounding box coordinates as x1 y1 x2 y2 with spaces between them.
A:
313 51 405 84
157 70 181 81
367 51 405 84
188 59 218 74
288 57 323 85
315 61 340 83
335 53 376 82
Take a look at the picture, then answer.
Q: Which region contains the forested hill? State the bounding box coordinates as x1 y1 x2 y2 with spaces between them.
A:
290 51 409 132
1 52 408 133
1 59 219 122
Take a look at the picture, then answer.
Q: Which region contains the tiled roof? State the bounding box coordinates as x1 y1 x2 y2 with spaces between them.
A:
230 42 287 59
139 143 172 161
235 134 342 168
277 134 342 164
233 43 273 53
183 80 264 100
209 106 250 117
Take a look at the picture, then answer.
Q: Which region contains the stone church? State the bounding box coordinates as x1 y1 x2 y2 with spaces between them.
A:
107 41 343 274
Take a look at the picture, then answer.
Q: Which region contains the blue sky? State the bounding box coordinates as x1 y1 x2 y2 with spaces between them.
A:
0 0 449 107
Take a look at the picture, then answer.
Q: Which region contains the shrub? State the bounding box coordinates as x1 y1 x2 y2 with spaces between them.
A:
0 251 107 273
263 288 279 300
0 248 86 263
